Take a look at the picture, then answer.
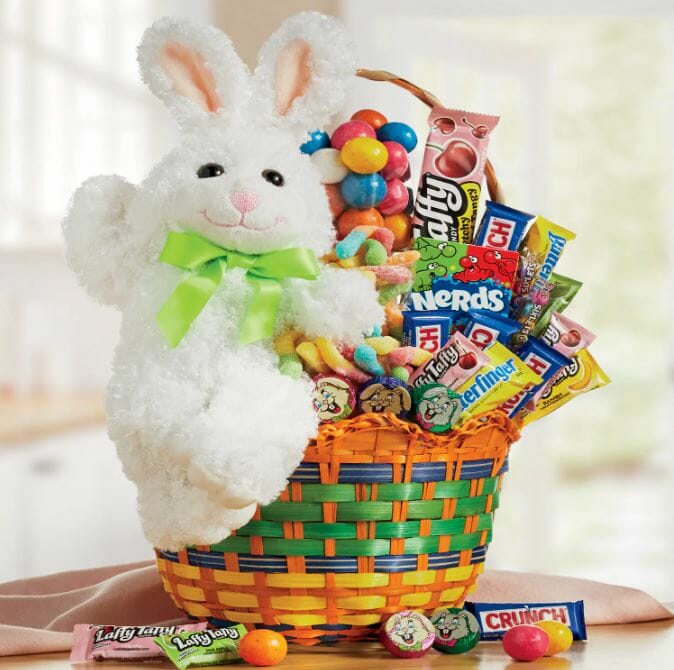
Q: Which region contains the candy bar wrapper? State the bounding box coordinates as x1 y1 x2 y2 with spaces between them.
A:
455 341 543 422
402 310 454 354
510 217 576 344
521 348 610 426
530 272 583 337
155 625 247 669
463 311 521 351
412 108 499 243
70 623 207 663
408 331 489 389
465 601 587 641
498 337 571 418
473 201 532 251
541 312 596 359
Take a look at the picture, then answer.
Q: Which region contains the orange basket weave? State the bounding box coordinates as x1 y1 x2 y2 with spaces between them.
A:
156 71 518 646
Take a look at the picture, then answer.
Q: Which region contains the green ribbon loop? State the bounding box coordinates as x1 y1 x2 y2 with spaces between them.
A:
156 231 319 347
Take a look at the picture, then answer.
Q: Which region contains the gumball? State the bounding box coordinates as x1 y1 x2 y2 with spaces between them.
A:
311 148 349 183
300 129 330 155
535 620 573 656
380 141 408 180
382 213 411 250
330 120 375 150
238 630 288 667
324 184 346 218
340 137 388 174
351 108 388 130
337 208 383 238
377 178 408 216
341 172 386 208
377 122 418 152
502 625 549 662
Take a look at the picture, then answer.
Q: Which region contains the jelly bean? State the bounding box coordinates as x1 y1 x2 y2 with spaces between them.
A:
330 120 375 150
502 625 549 663
351 109 388 130
354 344 385 376
337 208 383 238
341 172 387 208
363 239 387 265
296 341 330 375
535 620 573 656
311 148 349 183
325 183 347 218
300 129 330 154
377 122 417 152
382 213 412 250
340 137 388 174
364 336 400 355
380 141 409 180
314 337 371 383
377 177 409 216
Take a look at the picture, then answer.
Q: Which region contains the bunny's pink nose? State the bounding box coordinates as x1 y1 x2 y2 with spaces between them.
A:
229 190 261 214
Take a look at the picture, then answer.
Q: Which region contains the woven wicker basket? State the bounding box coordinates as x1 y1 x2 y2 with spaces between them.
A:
156 71 518 645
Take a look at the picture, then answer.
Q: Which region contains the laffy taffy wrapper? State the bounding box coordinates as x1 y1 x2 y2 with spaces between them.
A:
154 625 247 669
510 217 576 344
70 623 207 663
455 341 543 422
412 108 499 243
521 348 610 426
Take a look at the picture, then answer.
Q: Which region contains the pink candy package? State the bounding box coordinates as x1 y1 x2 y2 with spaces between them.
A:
408 331 489 389
412 107 500 244
70 622 207 663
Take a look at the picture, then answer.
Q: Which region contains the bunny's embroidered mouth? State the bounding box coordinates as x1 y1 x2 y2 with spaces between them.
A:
201 209 283 231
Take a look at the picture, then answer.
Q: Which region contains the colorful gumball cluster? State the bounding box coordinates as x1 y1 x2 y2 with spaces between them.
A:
300 109 417 252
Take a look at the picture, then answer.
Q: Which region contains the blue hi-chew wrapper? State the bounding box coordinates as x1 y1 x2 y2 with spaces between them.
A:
463 311 521 351
473 201 532 251
465 601 587 641
402 310 454 354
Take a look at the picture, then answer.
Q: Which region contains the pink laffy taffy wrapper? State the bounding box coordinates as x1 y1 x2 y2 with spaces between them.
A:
70 623 207 663
412 108 499 243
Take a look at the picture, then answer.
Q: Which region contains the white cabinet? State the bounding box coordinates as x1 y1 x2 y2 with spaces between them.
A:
0 427 152 582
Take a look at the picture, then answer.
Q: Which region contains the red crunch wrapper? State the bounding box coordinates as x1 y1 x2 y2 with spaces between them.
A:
412 107 499 243
70 623 207 663
465 601 587 641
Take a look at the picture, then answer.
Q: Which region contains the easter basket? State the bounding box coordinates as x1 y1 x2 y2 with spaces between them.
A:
155 71 519 645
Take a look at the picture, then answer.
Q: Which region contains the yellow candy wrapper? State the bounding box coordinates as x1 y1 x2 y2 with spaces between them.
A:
521 348 610 426
456 341 543 421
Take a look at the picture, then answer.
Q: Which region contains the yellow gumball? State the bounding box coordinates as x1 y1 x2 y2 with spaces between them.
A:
340 137 388 174
535 620 573 656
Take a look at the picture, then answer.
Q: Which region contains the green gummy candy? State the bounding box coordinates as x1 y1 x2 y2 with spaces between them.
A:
155 625 247 669
278 353 303 379
378 281 412 305
364 239 388 265
391 366 410 382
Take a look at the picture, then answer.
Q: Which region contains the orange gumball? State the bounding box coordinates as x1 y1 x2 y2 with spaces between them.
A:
351 109 388 131
324 184 346 218
337 208 384 238
382 213 412 250
239 630 288 667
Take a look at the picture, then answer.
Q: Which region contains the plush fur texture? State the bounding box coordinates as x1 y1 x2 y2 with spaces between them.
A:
62 13 383 550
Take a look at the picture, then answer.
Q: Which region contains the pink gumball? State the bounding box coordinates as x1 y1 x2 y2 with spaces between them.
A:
330 120 376 150
502 625 550 662
377 178 409 216
380 141 408 180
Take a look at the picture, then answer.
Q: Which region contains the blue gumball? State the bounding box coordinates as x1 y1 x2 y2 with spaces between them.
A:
341 172 387 208
300 129 330 154
377 122 418 152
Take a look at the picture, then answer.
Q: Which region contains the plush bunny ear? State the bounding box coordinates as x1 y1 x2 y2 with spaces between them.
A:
250 12 355 136
137 17 249 129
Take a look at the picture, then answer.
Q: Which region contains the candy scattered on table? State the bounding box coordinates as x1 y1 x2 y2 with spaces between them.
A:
380 610 435 658
535 620 574 656
238 630 288 667
154 625 248 669
431 607 481 654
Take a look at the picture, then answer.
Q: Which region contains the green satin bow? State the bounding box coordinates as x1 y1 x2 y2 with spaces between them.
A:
156 231 319 347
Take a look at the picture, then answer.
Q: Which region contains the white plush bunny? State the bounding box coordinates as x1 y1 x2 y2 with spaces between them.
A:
62 13 384 550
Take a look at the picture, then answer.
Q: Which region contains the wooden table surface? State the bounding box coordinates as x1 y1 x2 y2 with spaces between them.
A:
3 620 673 668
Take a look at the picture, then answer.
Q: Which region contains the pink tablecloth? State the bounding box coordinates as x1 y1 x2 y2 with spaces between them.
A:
0 561 671 656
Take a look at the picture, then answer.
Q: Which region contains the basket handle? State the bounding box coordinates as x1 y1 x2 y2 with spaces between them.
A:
356 68 505 205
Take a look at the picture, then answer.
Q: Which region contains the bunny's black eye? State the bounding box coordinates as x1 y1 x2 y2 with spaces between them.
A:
262 169 284 187
197 163 225 178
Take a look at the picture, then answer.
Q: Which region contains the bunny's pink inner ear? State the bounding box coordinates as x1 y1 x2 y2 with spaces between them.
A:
159 41 222 113
274 39 313 117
